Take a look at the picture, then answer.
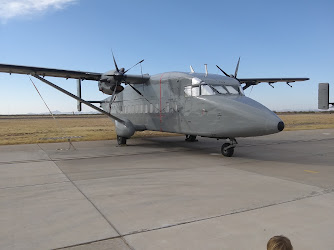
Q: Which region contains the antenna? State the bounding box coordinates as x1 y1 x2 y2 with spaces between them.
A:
204 64 208 76
190 65 195 73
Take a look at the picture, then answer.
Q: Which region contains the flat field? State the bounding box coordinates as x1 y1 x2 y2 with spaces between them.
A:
0 113 333 145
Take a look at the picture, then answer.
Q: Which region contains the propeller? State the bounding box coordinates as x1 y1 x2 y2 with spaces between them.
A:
234 57 240 78
105 51 144 84
112 51 120 73
124 59 144 74
216 65 230 77
99 52 145 104
216 57 241 80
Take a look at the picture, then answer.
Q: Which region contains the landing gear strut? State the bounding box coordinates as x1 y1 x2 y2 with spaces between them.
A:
117 135 127 145
185 135 197 142
221 138 237 157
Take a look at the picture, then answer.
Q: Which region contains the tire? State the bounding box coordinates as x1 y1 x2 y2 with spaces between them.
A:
117 135 127 145
185 135 197 142
221 143 234 157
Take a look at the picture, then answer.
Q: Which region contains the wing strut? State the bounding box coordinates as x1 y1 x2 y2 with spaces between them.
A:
32 75 125 124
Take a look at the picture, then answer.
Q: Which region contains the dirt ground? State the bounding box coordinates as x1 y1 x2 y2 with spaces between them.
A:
0 113 333 145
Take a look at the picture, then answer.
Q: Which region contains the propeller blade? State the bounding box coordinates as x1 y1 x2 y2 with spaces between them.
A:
234 57 240 78
128 83 144 96
216 65 230 77
124 59 144 74
111 50 120 72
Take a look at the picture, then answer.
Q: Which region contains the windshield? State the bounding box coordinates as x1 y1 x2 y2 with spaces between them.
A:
185 84 243 97
210 85 242 95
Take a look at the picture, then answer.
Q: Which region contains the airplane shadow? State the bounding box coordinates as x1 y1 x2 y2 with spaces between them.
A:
135 136 334 167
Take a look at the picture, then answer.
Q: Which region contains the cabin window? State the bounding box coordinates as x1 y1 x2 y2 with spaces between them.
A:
145 104 148 113
165 102 169 113
185 86 200 97
150 104 153 113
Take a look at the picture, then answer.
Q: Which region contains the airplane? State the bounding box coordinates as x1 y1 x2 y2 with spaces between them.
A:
0 56 309 157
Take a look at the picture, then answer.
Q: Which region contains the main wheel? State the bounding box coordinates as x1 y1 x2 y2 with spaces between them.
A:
185 135 197 142
117 135 127 145
221 143 234 157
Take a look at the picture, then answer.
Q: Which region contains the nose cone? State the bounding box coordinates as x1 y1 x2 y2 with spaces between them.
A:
278 121 285 131
213 96 285 137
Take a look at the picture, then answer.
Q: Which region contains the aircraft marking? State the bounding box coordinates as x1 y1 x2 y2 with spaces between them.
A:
304 170 319 174
159 73 165 132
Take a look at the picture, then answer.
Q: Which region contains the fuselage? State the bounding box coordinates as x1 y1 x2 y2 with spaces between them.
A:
101 72 284 138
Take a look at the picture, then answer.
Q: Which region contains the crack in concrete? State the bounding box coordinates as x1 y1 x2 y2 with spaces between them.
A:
36 145 135 250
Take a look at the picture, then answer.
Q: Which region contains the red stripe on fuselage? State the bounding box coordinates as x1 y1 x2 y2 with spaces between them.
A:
159 73 164 132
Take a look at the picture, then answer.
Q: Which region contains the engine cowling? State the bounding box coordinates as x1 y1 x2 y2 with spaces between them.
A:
98 81 124 95
98 69 125 95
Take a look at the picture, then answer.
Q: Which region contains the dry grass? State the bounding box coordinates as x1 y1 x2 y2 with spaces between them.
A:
0 115 176 145
278 113 334 131
0 113 334 145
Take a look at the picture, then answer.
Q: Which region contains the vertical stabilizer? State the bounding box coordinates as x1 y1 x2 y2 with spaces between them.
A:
318 83 329 109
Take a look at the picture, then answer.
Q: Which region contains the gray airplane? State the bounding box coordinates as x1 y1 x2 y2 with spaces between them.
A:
0 57 309 156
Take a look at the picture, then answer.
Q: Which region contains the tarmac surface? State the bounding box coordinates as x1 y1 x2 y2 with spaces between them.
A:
1 129 334 250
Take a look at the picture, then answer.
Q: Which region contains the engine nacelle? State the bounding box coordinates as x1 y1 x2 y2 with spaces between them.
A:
98 69 125 95
98 81 124 95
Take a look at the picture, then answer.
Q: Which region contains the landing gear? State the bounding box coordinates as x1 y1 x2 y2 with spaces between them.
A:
185 135 197 142
117 135 127 145
221 138 237 157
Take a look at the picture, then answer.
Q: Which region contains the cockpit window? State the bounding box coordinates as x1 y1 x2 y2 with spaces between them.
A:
201 84 215 95
192 86 200 96
212 86 227 94
185 84 243 97
225 86 239 94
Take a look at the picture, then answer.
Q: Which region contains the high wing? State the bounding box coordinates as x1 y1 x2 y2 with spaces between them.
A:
239 78 309 90
0 63 102 81
0 63 150 84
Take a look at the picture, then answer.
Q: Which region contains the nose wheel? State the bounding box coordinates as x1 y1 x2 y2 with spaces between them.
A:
221 138 237 157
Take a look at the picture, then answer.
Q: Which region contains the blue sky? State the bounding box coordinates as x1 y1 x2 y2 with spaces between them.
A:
0 0 333 114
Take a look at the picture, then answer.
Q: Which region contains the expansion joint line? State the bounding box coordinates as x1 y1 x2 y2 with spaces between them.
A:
120 188 334 237
37 145 135 250
59 187 334 250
